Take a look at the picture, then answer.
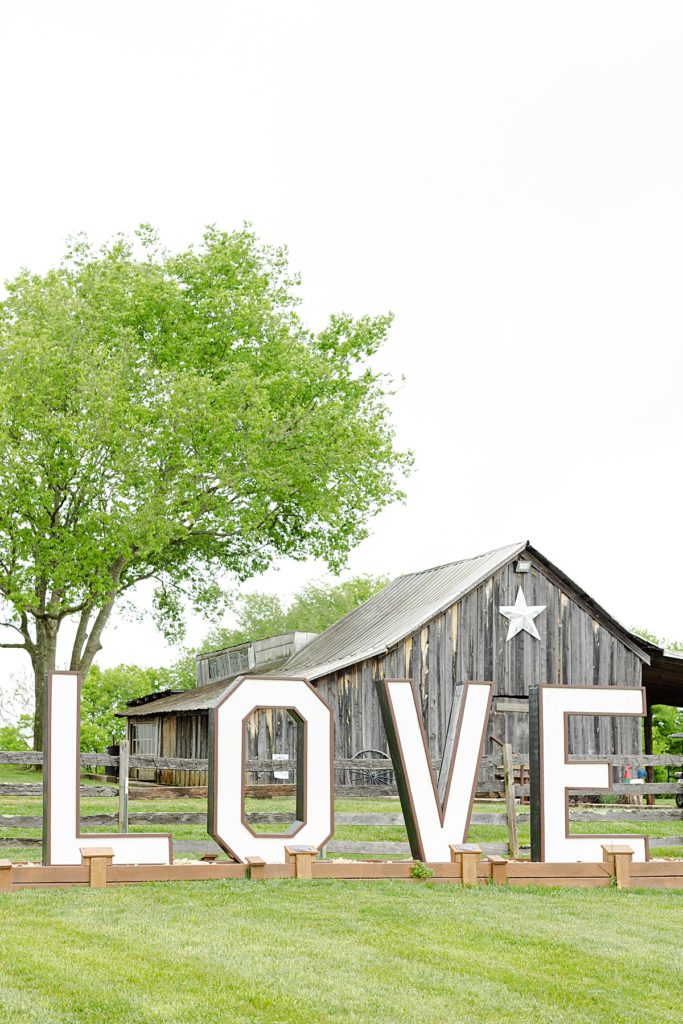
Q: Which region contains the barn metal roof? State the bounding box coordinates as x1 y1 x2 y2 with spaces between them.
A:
282 541 529 680
123 539 667 718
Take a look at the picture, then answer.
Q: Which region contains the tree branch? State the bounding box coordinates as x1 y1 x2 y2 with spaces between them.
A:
70 604 93 670
75 555 127 676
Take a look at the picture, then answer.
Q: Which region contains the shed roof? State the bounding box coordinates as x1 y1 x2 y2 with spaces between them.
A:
119 653 291 717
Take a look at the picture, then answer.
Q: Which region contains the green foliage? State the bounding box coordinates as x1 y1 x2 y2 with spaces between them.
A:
79 664 174 751
202 573 389 652
633 629 683 778
0 721 30 750
410 860 435 879
0 225 409 741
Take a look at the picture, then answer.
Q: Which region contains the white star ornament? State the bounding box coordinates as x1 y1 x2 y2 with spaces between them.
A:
499 588 546 642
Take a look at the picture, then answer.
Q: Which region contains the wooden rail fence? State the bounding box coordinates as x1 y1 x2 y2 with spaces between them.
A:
2 748 681 860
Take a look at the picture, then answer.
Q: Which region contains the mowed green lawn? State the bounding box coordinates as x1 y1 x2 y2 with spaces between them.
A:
1 880 682 1024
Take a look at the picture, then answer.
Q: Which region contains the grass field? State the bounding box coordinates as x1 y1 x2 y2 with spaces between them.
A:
1 880 683 1024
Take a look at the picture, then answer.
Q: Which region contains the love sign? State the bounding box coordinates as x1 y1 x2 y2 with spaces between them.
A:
42 672 648 866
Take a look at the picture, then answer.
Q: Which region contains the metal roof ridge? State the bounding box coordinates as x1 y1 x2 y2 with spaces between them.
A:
390 540 528 582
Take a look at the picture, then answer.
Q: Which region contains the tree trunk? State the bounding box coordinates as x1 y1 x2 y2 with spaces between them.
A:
32 618 58 750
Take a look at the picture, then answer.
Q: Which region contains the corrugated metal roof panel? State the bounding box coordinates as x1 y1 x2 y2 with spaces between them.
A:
119 655 292 717
283 541 528 680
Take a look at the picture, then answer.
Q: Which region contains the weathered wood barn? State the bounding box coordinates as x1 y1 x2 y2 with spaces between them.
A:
120 541 683 787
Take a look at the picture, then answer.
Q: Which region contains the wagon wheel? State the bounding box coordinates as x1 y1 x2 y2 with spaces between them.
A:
347 748 394 786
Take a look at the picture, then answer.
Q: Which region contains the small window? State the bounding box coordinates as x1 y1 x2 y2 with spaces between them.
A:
208 646 250 680
130 721 159 756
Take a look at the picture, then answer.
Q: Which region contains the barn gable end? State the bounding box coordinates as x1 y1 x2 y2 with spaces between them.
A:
122 541 654 787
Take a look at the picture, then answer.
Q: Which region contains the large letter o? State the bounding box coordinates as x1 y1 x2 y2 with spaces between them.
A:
208 676 333 863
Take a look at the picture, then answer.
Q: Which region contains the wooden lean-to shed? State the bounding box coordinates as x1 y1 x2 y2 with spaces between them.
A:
121 541 681 788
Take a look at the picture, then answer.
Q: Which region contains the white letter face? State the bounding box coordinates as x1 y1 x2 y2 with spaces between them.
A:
209 677 333 863
539 686 648 863
376 679 492 862
44 672 172 866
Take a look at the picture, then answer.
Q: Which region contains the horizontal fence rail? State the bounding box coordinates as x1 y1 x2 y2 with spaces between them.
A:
3 749 681 771
2 748 681 862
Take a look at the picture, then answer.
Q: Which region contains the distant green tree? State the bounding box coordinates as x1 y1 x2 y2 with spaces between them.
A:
202 573 388 650
633 628 683 779
170 574 390 690
0 721 31 750
80 664 173 751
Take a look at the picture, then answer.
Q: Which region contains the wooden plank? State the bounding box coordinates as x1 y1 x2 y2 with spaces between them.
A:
516 783 682 796
488 855 508 885
630 862 683 877
0 860 12 892
507 862 612 879
12 865 90 884
502 742 520 859
108 863 248 882
325 840 411 855
0 783 117 797
313 862 414 879
258 864 295 879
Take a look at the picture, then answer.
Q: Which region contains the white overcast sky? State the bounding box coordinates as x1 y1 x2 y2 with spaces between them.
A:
1 1 682 695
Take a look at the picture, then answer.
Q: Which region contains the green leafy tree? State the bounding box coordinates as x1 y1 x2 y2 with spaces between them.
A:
80 664 173 751
0 226 409 746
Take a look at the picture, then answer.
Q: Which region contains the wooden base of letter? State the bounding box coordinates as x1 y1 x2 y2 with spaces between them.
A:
602 844 633 890
450 844 482 886
285 845 319 879
80 847 114 888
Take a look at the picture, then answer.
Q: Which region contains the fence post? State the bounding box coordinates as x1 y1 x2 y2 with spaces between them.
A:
528 685 542 861
118 740 129 833
502 742 520 860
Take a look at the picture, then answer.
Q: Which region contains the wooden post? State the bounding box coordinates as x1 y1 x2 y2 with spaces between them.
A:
118 740 129 833
502 742 520 859
285 845 318 879
246 856 267 880
601 843 634 890
0 860 12 892
80 847 114 888
450 844 482 886
487 854 508 885
528 685 542 861
644 694 655 807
